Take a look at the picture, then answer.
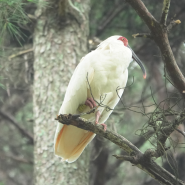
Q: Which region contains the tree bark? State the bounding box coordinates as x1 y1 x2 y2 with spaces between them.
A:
33 0 90 184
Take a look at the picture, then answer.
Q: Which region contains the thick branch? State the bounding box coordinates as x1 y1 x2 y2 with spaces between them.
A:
125 0 158 30
126 0 185 99
160 0 171 25
0 110 33 144
56 114 185 185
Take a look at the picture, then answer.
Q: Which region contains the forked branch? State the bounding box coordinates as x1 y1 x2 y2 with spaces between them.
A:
56 114 185 185
160 0 171 25
126 0 185 98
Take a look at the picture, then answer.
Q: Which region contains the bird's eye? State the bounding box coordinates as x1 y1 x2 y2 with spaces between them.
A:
122 38 124 40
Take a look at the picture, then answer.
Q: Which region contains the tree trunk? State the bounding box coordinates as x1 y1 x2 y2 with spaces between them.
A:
33 1 90 184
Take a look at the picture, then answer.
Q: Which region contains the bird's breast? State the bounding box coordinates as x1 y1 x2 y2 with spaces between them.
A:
85 47 131 99
90 65 126 98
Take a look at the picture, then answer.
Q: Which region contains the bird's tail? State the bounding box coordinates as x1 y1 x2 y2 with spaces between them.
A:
54 124 95 163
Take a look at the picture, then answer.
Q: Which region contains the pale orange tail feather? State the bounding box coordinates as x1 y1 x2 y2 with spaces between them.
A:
55 125 95 163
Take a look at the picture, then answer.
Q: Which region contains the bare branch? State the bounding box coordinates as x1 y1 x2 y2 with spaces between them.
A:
167 20 181 31
148 111 185 158
8 48 33 60
126 0 185 99
113 154 136 163
96 2 126 36
0 110 34 144
160 0 171 25
132 33 153 39
56 114 185 185
27 14 37 20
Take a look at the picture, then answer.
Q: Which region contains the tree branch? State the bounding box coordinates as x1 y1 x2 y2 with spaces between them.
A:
132 33 153 39
160 0 171 25
0 110 33 144
8 48 33 60
96 2 126 36
147 111 185 158
126 0 185 99
167 20 181 31
56 114 185 185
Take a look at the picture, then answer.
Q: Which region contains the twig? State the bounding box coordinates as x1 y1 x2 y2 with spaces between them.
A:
132 33 153 39
113 155 136 163
8 48 33 60
167 20 181 31
96 2 126 36
27 14 37 20
160 0 171 25
151 111 185 158
0 110 33 144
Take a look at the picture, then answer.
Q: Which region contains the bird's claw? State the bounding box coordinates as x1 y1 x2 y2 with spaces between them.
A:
85 98 97 109
95 121 107 131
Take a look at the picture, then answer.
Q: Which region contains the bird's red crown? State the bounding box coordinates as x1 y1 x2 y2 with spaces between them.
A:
117 36 128 46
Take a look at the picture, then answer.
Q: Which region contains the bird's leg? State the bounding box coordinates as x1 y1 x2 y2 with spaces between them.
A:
95 110 107 131
85 97 97 109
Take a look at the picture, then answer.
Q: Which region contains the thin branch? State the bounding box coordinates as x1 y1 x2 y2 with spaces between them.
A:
113 154 136 163
160 0 171 25
27 14 37 20
126 0 185 98
145 111 185 158
96 2 126 36
8 48 33 60
56 114 185 185
0 110 33 144
132 33 153 39
167 20 181 32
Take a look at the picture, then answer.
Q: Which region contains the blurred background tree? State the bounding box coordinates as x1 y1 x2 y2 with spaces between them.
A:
0 0 184 185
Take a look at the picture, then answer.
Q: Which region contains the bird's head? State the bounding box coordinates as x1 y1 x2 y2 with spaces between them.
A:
117 36 128 47
117 36 146 79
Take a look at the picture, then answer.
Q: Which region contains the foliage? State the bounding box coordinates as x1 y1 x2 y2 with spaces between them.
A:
0 0 47 46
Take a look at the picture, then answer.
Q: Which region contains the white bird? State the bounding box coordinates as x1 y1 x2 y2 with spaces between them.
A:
54 35 146 163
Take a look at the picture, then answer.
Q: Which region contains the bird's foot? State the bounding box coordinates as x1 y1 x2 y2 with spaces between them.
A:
95 110 107 131
99 123 107 131
85 97 97 109
77 98 97 113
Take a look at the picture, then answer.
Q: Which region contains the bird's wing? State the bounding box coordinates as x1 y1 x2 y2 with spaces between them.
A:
98 69 128 124
54 56 96 163
59 59 94 115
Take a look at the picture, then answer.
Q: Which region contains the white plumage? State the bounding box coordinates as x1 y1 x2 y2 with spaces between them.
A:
54 35 133 163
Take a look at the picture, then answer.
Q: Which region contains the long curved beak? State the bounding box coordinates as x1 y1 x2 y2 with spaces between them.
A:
127 45 146 79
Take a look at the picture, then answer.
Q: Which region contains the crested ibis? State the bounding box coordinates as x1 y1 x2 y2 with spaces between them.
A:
54 35 146 163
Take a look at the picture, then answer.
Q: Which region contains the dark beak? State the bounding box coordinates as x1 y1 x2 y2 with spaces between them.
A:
127 45 146 79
